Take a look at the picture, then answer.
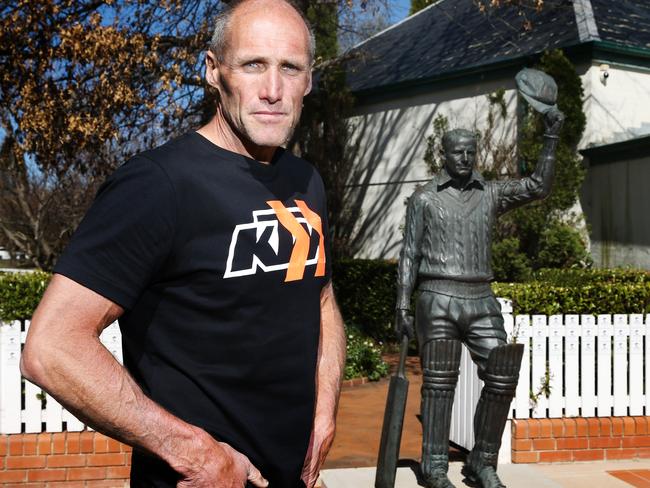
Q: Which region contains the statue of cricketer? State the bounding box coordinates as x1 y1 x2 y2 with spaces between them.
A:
395 69 565 488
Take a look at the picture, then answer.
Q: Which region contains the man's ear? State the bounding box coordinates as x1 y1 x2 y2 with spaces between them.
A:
205 50 221 89
304 68 313 96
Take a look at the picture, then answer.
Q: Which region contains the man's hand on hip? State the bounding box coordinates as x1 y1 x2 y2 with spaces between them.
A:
175 429 268 488
301 416 336 488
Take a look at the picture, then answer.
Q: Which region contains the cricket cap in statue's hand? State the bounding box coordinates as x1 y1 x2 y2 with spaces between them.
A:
516 68 558 114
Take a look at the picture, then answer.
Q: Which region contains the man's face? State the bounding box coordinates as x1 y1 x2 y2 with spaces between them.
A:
206 1 312 151
443 136 477 180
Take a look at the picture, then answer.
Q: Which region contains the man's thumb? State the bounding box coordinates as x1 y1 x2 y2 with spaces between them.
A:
247 463 269 487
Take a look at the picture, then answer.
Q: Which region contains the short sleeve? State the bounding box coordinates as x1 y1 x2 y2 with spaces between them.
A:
322 201 332 286
54 156 177 309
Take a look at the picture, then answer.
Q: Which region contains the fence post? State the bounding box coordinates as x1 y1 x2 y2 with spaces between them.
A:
613 315 629 416
646 314 650 415
0 320 22 433
581 315 596 417
565 315 580 417
629 314 644 415
597 315 613 416
548 315 564 417
531 315 548 418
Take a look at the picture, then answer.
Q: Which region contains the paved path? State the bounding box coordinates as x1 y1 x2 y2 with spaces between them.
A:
322 459 650 487
324 355 460 469
323 354 650 487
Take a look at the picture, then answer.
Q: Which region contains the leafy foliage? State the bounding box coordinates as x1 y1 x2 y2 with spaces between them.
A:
536 222 592 269
493 281 650 316
332 260 650 339
3 264 649 335
0 271 50 321
492 237 533 283
344 325 389 381
333 259 397 342
293 4 363 260
0 0 219 269
409 0 436 15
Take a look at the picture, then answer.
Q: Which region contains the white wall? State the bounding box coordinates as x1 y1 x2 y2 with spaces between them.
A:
581 63 650 148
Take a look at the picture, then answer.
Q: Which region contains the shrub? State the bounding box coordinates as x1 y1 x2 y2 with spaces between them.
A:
332 259 397 343
492 237 532 282
492 280 650 315
536 223 592 269
332 260 650 335
0 271 50 321
344 326 389 381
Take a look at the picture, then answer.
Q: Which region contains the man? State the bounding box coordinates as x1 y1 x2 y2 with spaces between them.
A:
395 107 564 488
20 1 346 487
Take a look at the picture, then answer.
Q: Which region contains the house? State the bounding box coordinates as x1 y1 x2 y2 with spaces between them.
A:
341 0 650 268
580 134 650 267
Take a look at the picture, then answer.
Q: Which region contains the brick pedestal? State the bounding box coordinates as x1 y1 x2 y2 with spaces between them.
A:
512 417 650 463
0 432 131 486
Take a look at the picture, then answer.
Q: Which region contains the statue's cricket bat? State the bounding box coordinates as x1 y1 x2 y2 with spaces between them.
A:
375 334 410 488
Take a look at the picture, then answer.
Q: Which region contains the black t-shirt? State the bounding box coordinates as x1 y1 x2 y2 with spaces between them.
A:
54 132 331 487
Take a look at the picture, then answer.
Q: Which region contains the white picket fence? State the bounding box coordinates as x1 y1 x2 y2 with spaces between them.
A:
0 320 122 434
451 302 650 462
3 307 650 459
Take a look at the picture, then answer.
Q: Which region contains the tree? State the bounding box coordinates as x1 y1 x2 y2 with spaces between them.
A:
409 0 435 15
0 0 220 269
291 0 367 260
1 0 387 268
412 0 545 29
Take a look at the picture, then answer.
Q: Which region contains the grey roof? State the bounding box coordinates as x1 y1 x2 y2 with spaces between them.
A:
591 1 650 48
344 0 650 96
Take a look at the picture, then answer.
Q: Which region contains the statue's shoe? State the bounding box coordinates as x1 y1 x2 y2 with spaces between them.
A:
422 471 457 488
461 464 506 488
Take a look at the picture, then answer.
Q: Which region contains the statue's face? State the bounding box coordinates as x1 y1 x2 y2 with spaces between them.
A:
443 136 477 180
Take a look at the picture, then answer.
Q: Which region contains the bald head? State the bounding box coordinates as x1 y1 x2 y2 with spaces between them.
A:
209 0 315 64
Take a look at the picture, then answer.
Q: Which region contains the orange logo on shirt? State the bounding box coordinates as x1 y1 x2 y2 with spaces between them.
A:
223 200 326 282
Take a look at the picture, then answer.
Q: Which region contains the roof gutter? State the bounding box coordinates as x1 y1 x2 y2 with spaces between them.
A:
351 41 650 105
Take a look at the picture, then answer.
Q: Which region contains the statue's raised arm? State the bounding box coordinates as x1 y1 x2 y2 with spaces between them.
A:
498 70 565 215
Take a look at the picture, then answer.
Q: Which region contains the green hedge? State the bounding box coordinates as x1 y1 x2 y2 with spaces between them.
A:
493 268 650 315
332 261 650 340
493 281 650 315
2 265 649 332
0 271 50 321
332 259 397 343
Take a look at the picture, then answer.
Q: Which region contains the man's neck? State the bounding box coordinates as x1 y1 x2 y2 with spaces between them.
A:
197 109 277 164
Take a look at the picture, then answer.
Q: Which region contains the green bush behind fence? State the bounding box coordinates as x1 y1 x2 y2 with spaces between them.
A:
332 260 650 342
0 271 50 322
2 264 649 337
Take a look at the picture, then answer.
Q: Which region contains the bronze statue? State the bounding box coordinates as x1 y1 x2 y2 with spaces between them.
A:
391 69 564 488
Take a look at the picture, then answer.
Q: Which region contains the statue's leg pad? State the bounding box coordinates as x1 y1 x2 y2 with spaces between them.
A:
419 339 462 488
464 343 524 488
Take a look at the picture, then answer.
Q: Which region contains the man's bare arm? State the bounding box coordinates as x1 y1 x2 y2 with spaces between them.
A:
21 274 267 488
301 281 346 488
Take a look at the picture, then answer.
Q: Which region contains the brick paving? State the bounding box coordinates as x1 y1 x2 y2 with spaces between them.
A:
609 469 650 487
324 354 463 469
